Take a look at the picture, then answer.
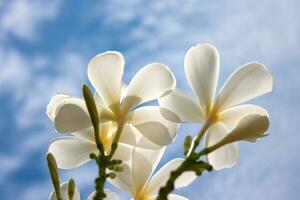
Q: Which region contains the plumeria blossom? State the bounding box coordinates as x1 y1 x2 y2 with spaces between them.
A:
159 43 273 170
47 51 178 169
109 146 196 200
49 182 118 200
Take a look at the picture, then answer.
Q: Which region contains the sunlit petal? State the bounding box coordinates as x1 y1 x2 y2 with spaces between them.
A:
108 163 132 193
184 43 220 112
216 62 273 110
48 137 97 169
224 114 269 143
148 158 196 194
219 104 268 130
88 51 124 107
159 89 204 123
53 97 91 133
119 124 139 146
46 93 70 121
128 106 178 146
122 63 175 112
205 124 239 170
132 147 165 194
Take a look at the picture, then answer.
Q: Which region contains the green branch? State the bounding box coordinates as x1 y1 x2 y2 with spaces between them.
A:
156 122 213 200
82 84 124 200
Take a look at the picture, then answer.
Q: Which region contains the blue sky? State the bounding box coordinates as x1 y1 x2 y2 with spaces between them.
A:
0 0 299 199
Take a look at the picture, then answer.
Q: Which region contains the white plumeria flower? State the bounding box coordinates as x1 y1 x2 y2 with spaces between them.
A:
159 43 273 170
47 51 178 169
109 146 196 200
49 182 118 200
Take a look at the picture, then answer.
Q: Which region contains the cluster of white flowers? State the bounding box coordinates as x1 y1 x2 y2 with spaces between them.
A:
46 43 273 200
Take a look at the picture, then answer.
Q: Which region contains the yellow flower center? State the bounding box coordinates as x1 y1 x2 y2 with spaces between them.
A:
134 191 151 200
98 122 117 153
204 102 223 126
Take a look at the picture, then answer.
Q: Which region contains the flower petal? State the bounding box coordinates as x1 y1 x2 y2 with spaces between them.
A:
72 127 94 142
219 104 268 131
47 93 70 121
53 97 91 133
88 51 124 107
49 182 80 200
159 89 204 123
148 194 188 200
119 124 139 146
216 62 273 111
48 137 97 169
184 43 220 112
128 106 178 146
132 147 165 194
54 96 114 133
108 163 132 193
224 114 269 143
136 133 165 150
148 158 196 194
112 143 134 163
87 190 119 200
122 63 176 112
205 124 239 170
95 84 128 107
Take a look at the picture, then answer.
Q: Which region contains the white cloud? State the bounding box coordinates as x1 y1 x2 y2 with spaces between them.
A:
0 0 61 41
101 0 300 69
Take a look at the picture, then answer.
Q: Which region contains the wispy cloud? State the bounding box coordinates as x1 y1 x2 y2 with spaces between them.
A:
0 0 61 41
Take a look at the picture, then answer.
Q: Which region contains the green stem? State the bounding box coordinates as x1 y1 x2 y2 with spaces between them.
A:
93 156 109 200
156 158 212 200
82 84 126 200
156 121 212 200
190 120 211 153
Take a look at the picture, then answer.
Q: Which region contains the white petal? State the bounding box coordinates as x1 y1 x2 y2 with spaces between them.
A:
136 133 165 150
148 158 196 194
224 114 269 143
54 96 114 133
53 97 91 133
122 63 176 112
72 127 94 142
49 182 80 200
132 147 165 194
216 62 273 110
47 94 70 121
88 51 124 107
95 84 128 107
87 190 119 200
108 163 132 193
205 124 239 170
128 106 178 146
120 83 129 102
159 89 204 123
121 124 164 150
219 104 269 130
148 194 188 200
48 137 97 169
119 124 139 146
112 143 133 163
95 92 107 106
184 43 220 112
